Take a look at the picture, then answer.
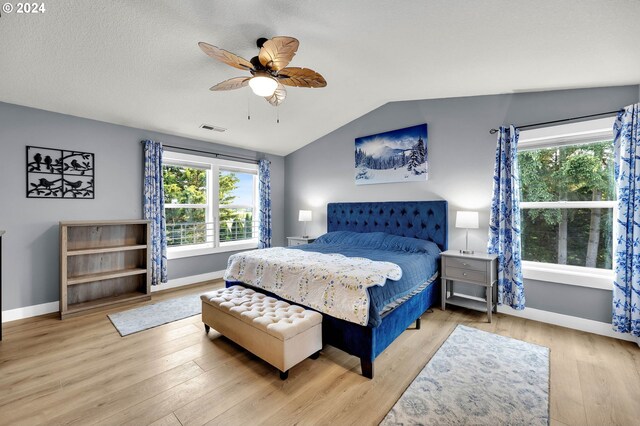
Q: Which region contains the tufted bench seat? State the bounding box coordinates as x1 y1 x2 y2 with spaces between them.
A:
201 285 322 379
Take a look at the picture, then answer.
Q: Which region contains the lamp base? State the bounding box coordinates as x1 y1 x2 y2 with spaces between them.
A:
459 249 475 255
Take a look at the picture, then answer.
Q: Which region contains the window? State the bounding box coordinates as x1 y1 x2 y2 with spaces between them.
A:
219 168 259 243
163 151 258 258
517 117 616 287
164 162 209 246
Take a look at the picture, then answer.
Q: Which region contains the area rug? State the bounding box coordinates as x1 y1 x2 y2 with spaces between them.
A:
108 294 201 336
381 325 549 425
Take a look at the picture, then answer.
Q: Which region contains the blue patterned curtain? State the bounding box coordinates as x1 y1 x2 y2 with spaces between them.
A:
613 103 640 338
258 159 272 248
487 126 525 310
143 140 168 285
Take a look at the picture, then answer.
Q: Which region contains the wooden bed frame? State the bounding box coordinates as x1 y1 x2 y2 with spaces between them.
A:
229 200 448 378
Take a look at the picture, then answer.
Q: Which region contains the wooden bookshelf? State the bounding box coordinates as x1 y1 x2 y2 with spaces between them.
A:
60 220 151 319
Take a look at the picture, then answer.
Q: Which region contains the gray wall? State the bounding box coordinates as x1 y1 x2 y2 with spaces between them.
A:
284 85 640 323
0 102 285 311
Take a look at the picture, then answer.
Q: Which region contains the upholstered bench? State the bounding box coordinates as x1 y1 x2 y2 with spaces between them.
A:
201 285 322 379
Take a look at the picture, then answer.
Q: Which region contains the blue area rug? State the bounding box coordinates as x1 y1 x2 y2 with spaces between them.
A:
108 294 201 336
381 325 550 425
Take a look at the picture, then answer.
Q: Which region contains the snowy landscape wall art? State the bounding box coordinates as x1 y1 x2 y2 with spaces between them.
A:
355 124 428 185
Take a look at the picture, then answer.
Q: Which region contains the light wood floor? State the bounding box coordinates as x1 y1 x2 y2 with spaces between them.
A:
1 281 639 426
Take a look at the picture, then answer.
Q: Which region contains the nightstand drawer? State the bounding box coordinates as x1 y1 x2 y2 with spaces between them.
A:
445 257 487 272
445 266 486 283
287 237 315 246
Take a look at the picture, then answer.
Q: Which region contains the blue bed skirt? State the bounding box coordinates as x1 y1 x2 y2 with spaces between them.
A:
324 280 438 361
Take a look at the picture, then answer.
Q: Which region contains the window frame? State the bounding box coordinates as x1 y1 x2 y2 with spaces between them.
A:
517 117 616 290
162 150 259 259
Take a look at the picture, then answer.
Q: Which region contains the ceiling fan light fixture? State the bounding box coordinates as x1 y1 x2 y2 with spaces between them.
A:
249 74 278 97
199 36 325 106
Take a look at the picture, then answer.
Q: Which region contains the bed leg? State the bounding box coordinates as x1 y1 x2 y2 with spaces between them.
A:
415 317 421 329
309 351 320 360
280 370 289 380
204 324 210 333
360 358 374 379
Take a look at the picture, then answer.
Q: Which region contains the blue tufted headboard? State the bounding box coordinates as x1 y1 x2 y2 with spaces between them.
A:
327 201 448 252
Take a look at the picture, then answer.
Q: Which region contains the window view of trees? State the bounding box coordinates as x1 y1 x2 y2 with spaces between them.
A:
163 165 208 246
218 170 255 242
518 141 614 269
163 165 207 220
163 165 255 247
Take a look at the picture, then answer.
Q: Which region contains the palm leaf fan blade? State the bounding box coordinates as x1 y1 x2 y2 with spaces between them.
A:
264 84 287 106
210 77 250 91
258 36 299 71
198 42 254 71
277 67 327 88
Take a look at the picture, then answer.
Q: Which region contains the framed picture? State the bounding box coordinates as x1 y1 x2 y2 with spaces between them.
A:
26 146 95 199
355 123 428 185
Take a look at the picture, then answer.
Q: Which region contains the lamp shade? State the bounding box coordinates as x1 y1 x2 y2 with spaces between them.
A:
455 211 479 229
298 210 312 222
249 74 278 97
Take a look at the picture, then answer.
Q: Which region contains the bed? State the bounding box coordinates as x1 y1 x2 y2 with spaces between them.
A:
226 200 448 378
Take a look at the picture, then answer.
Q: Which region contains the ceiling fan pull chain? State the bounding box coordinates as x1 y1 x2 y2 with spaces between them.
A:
247 95 251 120
277 107 280 124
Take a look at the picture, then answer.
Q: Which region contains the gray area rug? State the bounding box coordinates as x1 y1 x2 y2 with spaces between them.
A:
381 324 549 425
108 294 201 336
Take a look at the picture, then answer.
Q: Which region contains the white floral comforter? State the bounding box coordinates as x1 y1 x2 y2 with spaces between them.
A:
223 247 402 325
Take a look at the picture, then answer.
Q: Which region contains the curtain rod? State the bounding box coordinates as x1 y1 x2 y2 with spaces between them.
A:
140 141 260 164
489 109 621 134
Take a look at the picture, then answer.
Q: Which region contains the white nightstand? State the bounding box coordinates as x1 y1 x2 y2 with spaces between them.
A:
440 250 499 322
287 236 316 247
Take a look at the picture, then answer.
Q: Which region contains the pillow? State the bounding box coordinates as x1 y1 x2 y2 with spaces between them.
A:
314 231 441 255
313 231 388 249
380 234 441 256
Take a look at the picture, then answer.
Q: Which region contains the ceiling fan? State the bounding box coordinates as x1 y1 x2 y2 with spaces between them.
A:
198 36 327 106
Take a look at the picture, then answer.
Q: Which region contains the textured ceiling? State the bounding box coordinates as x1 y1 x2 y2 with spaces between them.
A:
1 0 639 156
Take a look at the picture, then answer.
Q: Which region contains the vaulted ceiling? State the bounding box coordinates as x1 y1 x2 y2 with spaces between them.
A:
1 0 639 155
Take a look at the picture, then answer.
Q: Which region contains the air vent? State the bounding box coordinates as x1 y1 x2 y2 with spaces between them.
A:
200 124 226 132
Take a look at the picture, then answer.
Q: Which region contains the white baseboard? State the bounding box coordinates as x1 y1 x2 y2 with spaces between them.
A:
497 305 639 343
1 271 226 323
2 301 59 323
151 270 225 292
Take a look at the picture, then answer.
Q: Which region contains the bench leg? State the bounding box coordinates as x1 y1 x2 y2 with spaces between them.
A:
204 324 210 333
280 370 289 380
360 358 374 379
309 351 320 360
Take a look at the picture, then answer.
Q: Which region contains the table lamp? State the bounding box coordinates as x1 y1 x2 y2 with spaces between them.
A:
299 210 312 238
456 211 479 254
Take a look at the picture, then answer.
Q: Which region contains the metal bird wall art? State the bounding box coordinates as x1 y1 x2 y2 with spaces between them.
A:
26 146 95 199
